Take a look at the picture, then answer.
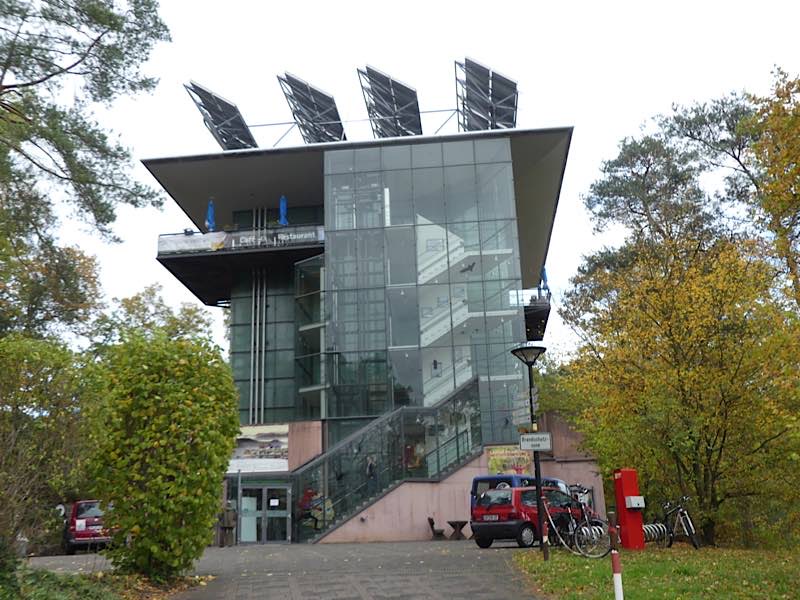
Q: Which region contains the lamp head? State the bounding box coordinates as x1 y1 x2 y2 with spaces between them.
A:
510 342 546 367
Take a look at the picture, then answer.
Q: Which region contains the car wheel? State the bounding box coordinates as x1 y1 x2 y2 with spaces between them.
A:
475 537 493 548
517 523 536 548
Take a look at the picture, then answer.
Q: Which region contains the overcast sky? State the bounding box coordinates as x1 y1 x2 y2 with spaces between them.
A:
72 0 800 359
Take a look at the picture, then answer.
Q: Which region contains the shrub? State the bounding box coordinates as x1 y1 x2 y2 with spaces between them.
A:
88 332 238 580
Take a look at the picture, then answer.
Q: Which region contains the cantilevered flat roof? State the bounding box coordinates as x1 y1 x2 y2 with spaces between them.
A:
143 127 572 290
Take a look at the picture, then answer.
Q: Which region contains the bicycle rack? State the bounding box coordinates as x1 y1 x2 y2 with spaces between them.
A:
642 523 668 543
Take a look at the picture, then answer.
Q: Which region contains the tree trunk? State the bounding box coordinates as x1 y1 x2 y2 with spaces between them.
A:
701 519 716 546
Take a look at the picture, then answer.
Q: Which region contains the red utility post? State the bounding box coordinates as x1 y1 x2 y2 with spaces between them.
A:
612 468 645 550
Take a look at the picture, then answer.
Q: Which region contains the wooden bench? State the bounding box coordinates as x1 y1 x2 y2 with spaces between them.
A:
428 517 446 540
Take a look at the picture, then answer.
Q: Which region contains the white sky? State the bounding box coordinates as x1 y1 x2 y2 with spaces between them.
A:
71 0 800 359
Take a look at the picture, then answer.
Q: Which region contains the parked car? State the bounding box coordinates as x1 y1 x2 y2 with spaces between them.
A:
469 475 569 507
470 486 585 548
62 500 110 555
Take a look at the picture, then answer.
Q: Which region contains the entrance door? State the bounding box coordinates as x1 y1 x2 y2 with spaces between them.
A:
265 487 290 542
239 486 291 544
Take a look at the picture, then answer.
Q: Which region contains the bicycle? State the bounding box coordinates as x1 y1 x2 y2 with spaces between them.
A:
541 486 611 558
650 495 700 549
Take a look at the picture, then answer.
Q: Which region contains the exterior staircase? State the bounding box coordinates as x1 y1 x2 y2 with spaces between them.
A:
292 377 482 543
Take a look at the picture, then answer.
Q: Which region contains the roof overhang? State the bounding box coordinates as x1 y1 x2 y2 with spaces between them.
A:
143 127 572 291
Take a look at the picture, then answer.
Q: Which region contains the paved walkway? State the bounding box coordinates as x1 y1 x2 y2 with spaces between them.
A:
28 540 541 599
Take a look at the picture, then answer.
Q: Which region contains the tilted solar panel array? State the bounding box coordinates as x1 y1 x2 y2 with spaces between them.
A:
456 58 518 131
185 59 518 148
184 81 258 150
358 66 422 138
278 73 346 144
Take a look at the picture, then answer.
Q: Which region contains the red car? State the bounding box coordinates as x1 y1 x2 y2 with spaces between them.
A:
470 486 584 548
62 500 110 554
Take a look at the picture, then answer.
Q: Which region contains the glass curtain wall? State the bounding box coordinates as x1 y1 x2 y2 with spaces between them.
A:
323 137 525 444
230 267 297 424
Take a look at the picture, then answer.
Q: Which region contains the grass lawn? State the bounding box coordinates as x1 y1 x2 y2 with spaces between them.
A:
13 568 206 600
514 544 798 599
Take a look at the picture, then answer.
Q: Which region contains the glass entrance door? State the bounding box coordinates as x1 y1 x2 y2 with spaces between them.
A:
265 487 290 542
239 486 291 544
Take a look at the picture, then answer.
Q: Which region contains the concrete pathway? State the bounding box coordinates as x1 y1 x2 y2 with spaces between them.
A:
28 540 541 600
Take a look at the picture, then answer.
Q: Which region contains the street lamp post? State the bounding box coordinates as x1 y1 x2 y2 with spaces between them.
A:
510 342 548 559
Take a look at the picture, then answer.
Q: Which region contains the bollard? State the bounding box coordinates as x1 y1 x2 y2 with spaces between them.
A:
609 511 624 600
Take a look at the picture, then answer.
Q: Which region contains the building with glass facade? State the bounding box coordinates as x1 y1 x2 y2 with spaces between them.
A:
147 127 577 543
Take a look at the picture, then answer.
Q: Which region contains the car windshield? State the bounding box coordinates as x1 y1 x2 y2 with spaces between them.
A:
477 490 512 507
76 502 103 518
544 489 573 508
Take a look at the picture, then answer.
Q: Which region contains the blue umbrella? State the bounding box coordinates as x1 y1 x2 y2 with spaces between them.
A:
205 199 216 232
278 195 289 226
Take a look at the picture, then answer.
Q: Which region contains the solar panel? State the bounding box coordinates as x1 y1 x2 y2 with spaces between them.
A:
184 81 257 150
358 65 422 138
278 73 346 143
455 58 518 131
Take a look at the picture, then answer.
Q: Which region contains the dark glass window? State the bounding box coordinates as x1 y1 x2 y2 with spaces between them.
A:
383 170 413 226
357 229 385 289
442 140 474 166
325 149 355 174
413 168 445 225
444 165 478 223
411 143 442 168
328 232 358 290
356 172 383 229
326 173 355 230
477 163 515 220
354 147 381 172
359 288 386 350
387 287 419 347
389 349 421 406
385 227 416 285
475 138 511 163
382 144 411 170
416 224 449 285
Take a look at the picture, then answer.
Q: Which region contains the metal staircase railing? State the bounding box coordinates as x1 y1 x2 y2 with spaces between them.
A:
292 377 482 542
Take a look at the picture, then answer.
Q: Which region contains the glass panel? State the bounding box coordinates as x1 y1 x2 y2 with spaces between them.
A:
359 288 386 350
422 346 454 406
385 227 416 285
447 222 482 283
354 147 380 172
240 489 262 543
477 163 515 220
230 324 251 352
416 224 449 284
327 231 358 291
266 517 287 542
443 140 475 166
389 348 421 406
231 352 250 380
418 284 452 347
357 229 385 288
383 169 413 226
382 144 411 170
266 488 287 511
355 172 383 229
231 296 251 325
475 138 511 163
387 287 419 347
326 173 355 230
413 168 445 225
325 149 354 174
444 165 478 223
328 290 359 352
267 350 294 378
411 142 442 168
272 295 295 322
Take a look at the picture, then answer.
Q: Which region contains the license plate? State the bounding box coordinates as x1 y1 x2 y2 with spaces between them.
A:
89 525 103 531
482 515 499 521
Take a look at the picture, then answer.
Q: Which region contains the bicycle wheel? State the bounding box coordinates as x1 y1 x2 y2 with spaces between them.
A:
680 512 700 549
574 519 611 558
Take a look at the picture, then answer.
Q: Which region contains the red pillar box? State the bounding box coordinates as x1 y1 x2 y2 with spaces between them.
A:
613 468 646 550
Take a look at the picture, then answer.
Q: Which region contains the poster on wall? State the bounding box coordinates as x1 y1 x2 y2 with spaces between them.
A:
486 445 532 475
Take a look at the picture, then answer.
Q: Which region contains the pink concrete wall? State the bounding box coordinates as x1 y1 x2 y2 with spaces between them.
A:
320 452 488 543
288 421 322 471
